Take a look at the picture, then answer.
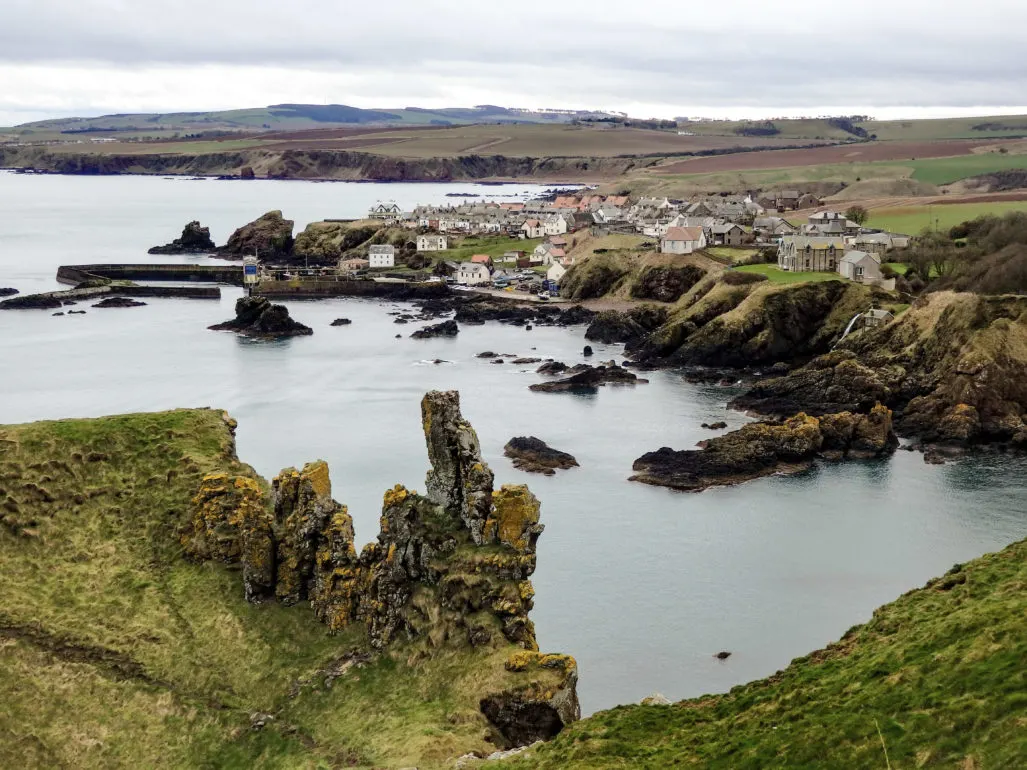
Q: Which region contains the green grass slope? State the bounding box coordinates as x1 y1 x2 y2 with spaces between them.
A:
0 409 563 769
513 538 1027 769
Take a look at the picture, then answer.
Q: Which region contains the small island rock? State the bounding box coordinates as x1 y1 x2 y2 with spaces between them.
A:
148 221 216 255
504 437 579 475
330 318 352 326
411 319 459 339
209 296 312 339
92 297 147 308
0 288 18 298
530 364 647 394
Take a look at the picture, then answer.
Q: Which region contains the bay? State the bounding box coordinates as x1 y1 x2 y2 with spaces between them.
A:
1 171 1025 715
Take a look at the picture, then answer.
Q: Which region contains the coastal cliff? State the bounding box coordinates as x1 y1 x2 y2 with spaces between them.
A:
0 393 576 768
0 145 642 182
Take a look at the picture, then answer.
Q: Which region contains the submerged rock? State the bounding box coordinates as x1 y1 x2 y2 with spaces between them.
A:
208 296 313 339
330 318 352 327
0 293 63 310
630 404 897 492
504 437 579 475
702 421 728 430
536 361 569 375
530 364 648 394
148 220 216 254
411 319 459 339
92 297 147 308
0 288 18 297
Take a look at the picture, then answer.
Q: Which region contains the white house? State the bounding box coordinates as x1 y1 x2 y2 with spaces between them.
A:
522 219 545 239
368 244 396 268
543 214 571 236
593 204 626 225
369 202 400 221
547 262 568 284
660 226 707 255
416 234 448 252
838 250 884 283
456 262 491 286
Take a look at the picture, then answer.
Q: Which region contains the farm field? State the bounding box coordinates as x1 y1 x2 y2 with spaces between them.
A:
904 152 1027 184
865 200 1027 234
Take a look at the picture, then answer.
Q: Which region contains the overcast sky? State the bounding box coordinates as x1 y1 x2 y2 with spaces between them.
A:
3 0 1026 126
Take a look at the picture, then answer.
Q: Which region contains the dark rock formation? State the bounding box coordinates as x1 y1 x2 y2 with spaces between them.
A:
530 364 648 394
208 296 313 339
148 221 216 254
631 265 707 303
630 405 897 491
504 437 579 475
330 318 352 326
583 346 594 357
180 391 580 746
537 361 569 375
585 306 670 346
477 351 498 358
0 288 18 297
92 297 147 308
411 319 459 339
421 296 595 328
240 166 255 179
702 422 728 430
218 210 294 260
0 293 63 310
511 358 542 365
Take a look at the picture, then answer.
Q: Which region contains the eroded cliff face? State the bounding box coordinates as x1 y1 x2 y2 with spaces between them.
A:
735 292 1027 448
180 390 578 745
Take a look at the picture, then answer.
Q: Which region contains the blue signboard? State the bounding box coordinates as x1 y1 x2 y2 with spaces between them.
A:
244 264 258 277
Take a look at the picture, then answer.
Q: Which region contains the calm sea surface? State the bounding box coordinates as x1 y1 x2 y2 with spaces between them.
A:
2 171 1026 714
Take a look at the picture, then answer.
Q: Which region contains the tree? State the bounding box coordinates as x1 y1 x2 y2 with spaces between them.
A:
845 205 869 225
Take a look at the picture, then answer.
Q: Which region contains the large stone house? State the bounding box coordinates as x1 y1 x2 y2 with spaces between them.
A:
660 226 707 255
544 214 571 236
456 262 491 286
416 234 448 252
754 217 798 238
522 219 545 239
709 224 747 247
777 235 846 272
369 202 401 221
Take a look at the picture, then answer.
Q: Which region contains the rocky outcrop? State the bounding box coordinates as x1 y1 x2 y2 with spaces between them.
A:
630 405 896 491
585 306 669 345
148 221 216 254
411 319 459 339
92 297 146 308
0 293 63 309
630 276 886 368
504 437 579 475
630 265 707 303
733 293 1027 450
208 296 313 339
218 210 294 260
180 391 578 745
530 364 648 394
292 221 380 265
439 296 595 328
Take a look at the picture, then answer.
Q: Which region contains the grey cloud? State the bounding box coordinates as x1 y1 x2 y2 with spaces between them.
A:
1 0 1026 112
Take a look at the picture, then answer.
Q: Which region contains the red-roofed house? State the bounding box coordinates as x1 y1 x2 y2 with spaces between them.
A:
660 226 707 254
470 254 494 269
549 236 568 247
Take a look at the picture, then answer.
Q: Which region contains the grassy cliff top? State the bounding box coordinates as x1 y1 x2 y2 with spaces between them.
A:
0 409 565 768
512 535 1027 768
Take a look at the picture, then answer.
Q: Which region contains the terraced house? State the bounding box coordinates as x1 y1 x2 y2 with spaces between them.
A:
777 235 846 272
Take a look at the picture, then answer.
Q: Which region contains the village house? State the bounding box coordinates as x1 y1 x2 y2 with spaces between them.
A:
661 226 707 255
368 244 396 269
338 257 369 273
838 250 884 284
544 214 571 236
521 219 545 239
777 235 846 272
416 234 448 252
547 261 567 285
470 254 494 270
847 231 911 254
709 223 747 247
593 203 626 225
456 262 491 286
368 202 401 221
753 217 798 238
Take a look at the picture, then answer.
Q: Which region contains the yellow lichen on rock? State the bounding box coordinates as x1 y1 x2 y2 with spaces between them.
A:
383 484 409 508
488 485 542 554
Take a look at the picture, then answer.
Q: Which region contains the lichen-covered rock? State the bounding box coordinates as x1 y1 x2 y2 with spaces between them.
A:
482 652 581 748
630 407 896 491
219 210 294 260
423 390 495 544
209 296 313 339
148 220 216 254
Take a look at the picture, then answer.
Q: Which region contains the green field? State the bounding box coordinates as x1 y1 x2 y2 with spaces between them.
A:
866 200 1027 235
733 264 845 284
905 152 1027 184
440 235 545 261
515 536 1027 769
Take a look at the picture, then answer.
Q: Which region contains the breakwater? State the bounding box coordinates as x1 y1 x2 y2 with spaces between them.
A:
253 279 449 300
56 263 243 286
